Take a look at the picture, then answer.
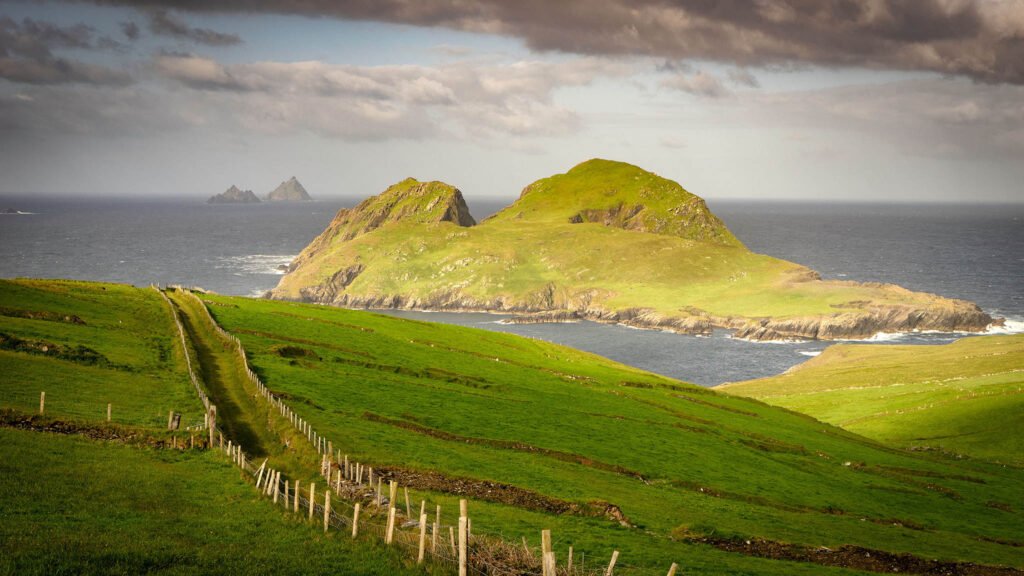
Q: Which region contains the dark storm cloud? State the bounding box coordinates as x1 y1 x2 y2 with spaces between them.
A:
0 16 131 84
144 8 242 46
86 0 1024 84
120 20 140 41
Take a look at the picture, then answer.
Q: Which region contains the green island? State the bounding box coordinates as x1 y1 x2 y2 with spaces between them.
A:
2 278 1022 575
719 334 1024 465
270 159 995 341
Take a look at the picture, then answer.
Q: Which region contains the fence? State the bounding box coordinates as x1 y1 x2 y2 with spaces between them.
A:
161 287 676 575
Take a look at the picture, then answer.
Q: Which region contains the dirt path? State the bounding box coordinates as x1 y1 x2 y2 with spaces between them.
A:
166 290 273 457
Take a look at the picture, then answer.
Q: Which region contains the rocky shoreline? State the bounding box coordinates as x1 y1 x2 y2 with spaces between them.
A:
274 288 998 342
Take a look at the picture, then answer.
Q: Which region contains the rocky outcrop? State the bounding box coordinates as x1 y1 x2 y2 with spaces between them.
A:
297 264 364 302
503 311 582 324
266 177 312 202
208 185 260 204
281 178 475 276
568 196 736 245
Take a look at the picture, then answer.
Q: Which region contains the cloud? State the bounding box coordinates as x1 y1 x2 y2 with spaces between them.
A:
145 9 242 46
661 69 730 98
728 68 760 88
148 53 629 139
83 0 1024 84
0 16 132 85
120 20 141 41
740 77 1024 160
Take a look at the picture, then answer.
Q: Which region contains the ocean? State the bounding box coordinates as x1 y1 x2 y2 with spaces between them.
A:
2 197 1021 386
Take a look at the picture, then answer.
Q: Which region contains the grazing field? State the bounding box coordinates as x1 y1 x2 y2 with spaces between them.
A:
0 279 204 429
2 278 1023 575
719 335 1024 465
0 426 433 576
199 290 1024 574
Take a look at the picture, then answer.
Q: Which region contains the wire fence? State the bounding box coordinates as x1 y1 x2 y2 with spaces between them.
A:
159 286 674 576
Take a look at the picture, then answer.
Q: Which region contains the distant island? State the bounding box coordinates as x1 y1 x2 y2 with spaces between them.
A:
206 178 312 204
207 185 260 204
270 158 997 341
266 176 312 202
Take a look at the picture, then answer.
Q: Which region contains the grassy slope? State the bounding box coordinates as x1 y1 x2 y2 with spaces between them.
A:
719 335 1024 464
0 279 432 576
0 279 204 428
0 427 430 576
274 159 967 321
200 291 1024 574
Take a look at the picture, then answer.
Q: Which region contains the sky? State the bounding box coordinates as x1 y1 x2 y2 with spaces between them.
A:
0 0 1022 203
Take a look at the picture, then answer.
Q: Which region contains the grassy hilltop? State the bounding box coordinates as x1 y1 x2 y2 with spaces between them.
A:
720 335 1024 465
3 279 1023 575
271 159 993 341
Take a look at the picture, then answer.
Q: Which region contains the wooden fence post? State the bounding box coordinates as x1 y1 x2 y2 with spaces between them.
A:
39 391 45 414
541 530 553 576
385 506 397 544
308 483 315 520
351 503 361 538
433 504 440 553
404 488 412 518
449 526 456 555
568 546 574 572
389 481 397 508
605 550 619 576
458 516 468 576
417 512 428 563
284 480 289 507
293 479 300 512
323 491 331 533
667 562 678 576
107 403 111 422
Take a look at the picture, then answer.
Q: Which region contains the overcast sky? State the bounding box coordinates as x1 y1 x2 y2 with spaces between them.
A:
1 0 1022 203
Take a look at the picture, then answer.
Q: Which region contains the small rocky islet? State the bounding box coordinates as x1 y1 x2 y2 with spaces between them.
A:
206 177 312 204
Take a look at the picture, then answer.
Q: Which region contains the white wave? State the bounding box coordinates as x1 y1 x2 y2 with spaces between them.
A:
217 254 296 275
798 350 822 357
985 318 1024 335
864 331 907 342
247 288 270 298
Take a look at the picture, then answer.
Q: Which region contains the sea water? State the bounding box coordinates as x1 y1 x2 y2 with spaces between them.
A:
1 197 1021 385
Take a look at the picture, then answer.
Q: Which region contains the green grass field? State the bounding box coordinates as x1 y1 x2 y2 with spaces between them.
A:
3 278 1023 575
0 426 435 576
719 335 1024 465
0 279 204 429
198 290 1024 574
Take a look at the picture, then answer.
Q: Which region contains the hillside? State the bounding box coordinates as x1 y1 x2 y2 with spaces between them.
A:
270 159 994 341
0 279 430 575
3 279 1023 575
719 335 1024 464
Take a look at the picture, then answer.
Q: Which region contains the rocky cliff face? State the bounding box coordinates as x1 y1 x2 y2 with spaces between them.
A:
208 185 260 204
266 177 312 202
280 178 475 278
